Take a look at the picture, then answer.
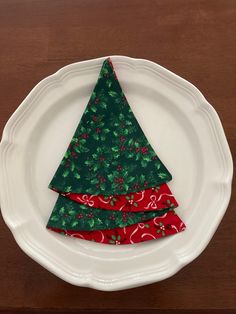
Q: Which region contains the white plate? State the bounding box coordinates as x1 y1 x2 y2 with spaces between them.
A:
0 56 233 291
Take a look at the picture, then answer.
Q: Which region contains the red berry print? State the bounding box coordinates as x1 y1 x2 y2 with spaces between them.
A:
81 133 89 139
109 214 116 221
87 213 94 219
117 165 123 171
115 177 124 184
99 177 106 183
141 147 148 154
77 214 83 219
133 183 140 190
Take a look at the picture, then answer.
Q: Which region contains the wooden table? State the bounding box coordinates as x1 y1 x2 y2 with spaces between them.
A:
0 1 235 313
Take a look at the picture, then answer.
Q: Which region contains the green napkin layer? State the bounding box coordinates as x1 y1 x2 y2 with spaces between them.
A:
49 58 172 196
47 195 173 231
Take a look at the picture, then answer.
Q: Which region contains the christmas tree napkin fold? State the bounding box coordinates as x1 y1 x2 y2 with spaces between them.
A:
47 57 186 245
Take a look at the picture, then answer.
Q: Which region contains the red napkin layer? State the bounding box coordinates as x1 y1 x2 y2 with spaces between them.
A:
61 183 178 212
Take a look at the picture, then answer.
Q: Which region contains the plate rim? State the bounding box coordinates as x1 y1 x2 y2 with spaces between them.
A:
0 55 233 291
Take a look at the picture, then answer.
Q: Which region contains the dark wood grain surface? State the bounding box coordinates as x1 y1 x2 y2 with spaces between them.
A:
0 0 235 313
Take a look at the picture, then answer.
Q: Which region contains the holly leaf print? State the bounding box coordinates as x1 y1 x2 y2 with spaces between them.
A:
141 160 148 168
69 210 76 215
64 186 72 192
74 146 81 153
112 146 119 152
127 176 135 183
72 221 78 227
91 106 97 113
100 102 107 109
108 91 118 97
119 113 125 120
103 128 110 134
123 184 129 191
93 165 99 172
140 174 145 183
88 219 95 228
128 139 134 146
100 66 108 77
80 146 89 153
91 178 99 184
96 147 102 153
103 160 110 168
143 156 151 162
62 170 69 178
100 183 106 191
59 207 65 215
64 151 70 159
115 97 122 104
91 91 96 101
80 139 86 144
74 173 81 180
85 160 93 166
106 80 112 88
126 120 132 126
70 163 75 172
158 173 168 179
50 215 59 222
108 174 114 182
93 134 99 140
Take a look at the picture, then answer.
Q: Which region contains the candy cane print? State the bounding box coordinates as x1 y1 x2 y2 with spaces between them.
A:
98 195 113 204
129 223 145 244
141 233 156 240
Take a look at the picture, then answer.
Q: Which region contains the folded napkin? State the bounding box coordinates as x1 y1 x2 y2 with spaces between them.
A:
47 57 186 245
